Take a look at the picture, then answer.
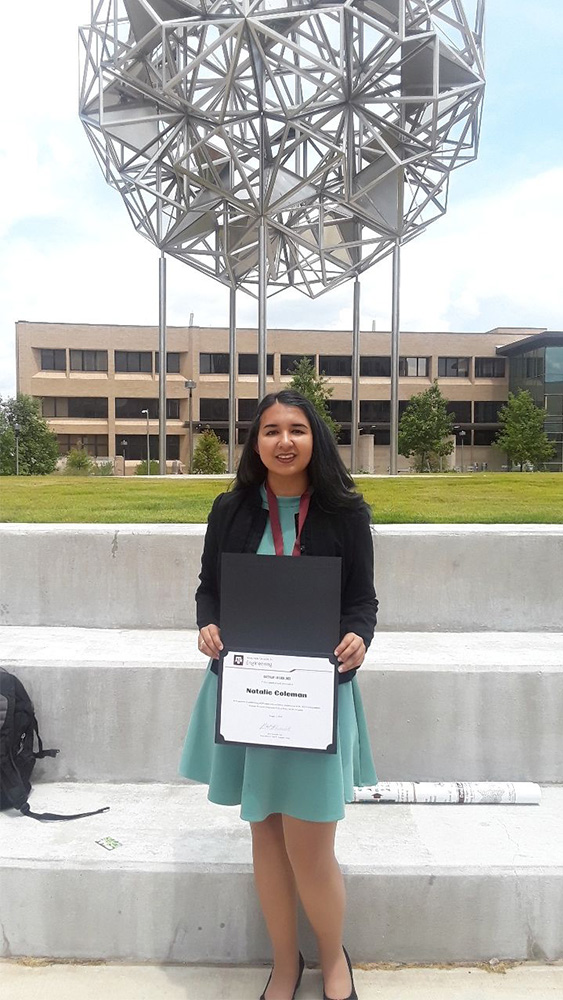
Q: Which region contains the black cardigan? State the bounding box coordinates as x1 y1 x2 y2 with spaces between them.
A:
195 485 378 684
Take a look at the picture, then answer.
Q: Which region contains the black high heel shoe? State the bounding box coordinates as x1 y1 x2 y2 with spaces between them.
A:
260 951 305 1000
322 946 358 1000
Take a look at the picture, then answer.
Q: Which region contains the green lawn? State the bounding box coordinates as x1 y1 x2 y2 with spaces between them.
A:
1 473 562 523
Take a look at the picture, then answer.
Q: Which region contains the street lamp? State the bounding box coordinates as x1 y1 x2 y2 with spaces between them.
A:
454 428 467 473
14 422 20 476
120 438 128 475
184 380 196 473
140 409 150 475
459 430 466 473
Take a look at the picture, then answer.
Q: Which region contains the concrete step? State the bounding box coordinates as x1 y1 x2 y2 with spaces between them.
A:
1 783 562 964
2 626 562 783
2 524 563 631
3 958 563 1000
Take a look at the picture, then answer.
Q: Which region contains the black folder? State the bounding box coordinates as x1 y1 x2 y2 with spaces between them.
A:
220 553 342 655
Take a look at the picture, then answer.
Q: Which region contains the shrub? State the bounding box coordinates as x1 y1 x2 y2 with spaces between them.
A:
135 460 160 475
92 461 115 477
64 448 94 475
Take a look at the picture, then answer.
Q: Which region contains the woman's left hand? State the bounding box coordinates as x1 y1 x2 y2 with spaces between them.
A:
334 632 366 673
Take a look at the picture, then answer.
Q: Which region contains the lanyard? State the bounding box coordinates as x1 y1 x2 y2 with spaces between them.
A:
265 482 311 557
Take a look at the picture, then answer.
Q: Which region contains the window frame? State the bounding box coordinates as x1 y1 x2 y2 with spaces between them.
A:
114 351 153 373
40 348 66 372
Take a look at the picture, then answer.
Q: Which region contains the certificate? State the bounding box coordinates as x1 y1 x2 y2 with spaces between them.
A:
216 649 338 753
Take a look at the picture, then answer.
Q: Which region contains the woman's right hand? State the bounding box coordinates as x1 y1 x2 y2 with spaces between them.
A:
198 624 223 660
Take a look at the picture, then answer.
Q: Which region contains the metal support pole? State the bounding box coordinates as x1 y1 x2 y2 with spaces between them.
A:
188 389 193 473
158 252 167 475
228 286 237 473
390 240 401 476
258 219 267 401
258 100 267 402
350 277 360 474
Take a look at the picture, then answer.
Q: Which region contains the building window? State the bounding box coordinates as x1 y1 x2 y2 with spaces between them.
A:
57 434 108 457
238 428 249 445
238 354 274 375
200 398 228 421
525 356 544 379
115 398 180 419
115 351 152 373
360 356 391 377
446 401 472 423
319 356 352 377
70 350 108 372
474 429 498 446
374 429 390 445
42 398 59 417
42 397 108 418
474 401 504 423
337 429 351 445
238 399 258 421
475 357 505 378
280 354 316 376
200 353 229 374
399 357 429 377
114 435 180 460
438 357 470 378
360 400 390 422
67 397 108 419
40 349 66 371
546 346 563 385
327 399 352 422
155 352 181 374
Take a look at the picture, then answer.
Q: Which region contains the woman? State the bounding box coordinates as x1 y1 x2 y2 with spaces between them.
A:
179 390 378 1000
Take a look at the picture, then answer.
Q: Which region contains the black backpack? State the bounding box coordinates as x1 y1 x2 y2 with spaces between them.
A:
0 667 109 822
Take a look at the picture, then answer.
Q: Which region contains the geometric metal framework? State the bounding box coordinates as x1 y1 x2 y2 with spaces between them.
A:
79 0 485 299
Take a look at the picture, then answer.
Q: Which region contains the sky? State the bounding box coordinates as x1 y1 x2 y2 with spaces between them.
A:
1 0 562 398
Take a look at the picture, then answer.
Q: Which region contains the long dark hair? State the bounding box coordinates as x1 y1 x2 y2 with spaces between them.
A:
233 390 364 511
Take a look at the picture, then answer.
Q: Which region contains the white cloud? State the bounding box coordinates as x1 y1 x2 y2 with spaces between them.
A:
0 3 561 398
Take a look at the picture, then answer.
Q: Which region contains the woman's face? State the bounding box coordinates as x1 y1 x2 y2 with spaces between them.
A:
255 402 313 481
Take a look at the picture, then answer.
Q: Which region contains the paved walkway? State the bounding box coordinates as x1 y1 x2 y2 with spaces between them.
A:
2 961 563 999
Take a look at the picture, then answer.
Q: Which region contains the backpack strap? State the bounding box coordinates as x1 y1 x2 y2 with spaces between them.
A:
32 720 59 759
19 802 110 822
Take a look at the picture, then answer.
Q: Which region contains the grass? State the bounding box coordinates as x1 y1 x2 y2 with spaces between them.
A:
1 473 562 523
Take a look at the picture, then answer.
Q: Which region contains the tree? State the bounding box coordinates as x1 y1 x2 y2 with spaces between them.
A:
288 357 340 439
64 448 94 475
192 428 227 474
494 390 555 471
398 380 455 473
0 394 59 475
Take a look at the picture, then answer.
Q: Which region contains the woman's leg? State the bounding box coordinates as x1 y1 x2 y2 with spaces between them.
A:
250 813 301 1000
282 816 352 1000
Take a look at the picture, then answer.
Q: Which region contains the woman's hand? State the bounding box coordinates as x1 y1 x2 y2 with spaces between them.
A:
334 632 366 673
198 624 223 660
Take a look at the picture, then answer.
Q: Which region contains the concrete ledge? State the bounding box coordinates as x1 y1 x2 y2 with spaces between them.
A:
2 627 563 783
3 961 563 1000
1 783 562 963
1 524 563 630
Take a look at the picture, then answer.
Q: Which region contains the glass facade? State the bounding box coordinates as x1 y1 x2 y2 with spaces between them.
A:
506 339 563 471
545 346 563 470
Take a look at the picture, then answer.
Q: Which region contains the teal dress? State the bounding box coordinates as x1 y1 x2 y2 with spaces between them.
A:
178 487 377 822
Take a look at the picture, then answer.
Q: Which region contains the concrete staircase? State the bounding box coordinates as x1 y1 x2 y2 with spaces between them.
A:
1 525 562 964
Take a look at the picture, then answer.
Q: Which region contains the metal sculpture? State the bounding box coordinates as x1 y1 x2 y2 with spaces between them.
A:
79 0 485 471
